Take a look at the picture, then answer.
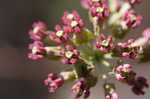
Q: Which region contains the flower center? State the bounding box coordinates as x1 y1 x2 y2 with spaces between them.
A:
71 21 78 27
56 30 64 37
67 14 74 20
32 47 38 54
96 7 104 13
66 51 73 58
102 40 109 46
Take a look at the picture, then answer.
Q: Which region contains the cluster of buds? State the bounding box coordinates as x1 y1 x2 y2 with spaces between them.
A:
82 0 110 20
62 10 85 33
108 0 143 38
71 80 90 99
50 25 70 44
27 0 149 99
29 21 48 41
96 34 115 53
121 10 143 29
118 39 142 59
115 64 149 95
115 64 134 81
28 41 46 60
44 73 64 93
59 45 80 64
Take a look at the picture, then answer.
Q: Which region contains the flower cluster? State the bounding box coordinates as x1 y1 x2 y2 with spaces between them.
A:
82 0 110 20
29 21 48 41
96 34 115 53
44 73 64 93
122 10 143 29
115 64 134 81
27 0 149 99
59 45 80 64
28 41 46 60
50 25 69 44
118 39 142 59
62 10 85 33
115 64 149 95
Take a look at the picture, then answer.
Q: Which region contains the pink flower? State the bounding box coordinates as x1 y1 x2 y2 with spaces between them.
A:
81 0 109 20
127 0 142 5
28 41 46 60
29 21 48 41
50 25 70 44
115 64 133 80
143 28 150 45
96 34 115 53
44 73 64 93
143 28 150 38
123 10 143 28
116 64 132 72
60 45 80 64
61 10 85 33
105 92 120 99
118 39 142 59
71 80 90 99
89 1 110 20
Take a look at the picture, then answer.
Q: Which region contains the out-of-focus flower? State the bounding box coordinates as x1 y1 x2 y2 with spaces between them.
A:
121 10 143 29
61 10 85 33
132 76 149 95
44 73 64 93
96 34 115 53
126 0 142 5
104 83 120 99
118 39 142 59
71 80 90 99
29 21 48 41
59 45 80 64
105 92 120 99
89 1 110 20
143 28 150 45
143 28 150 38
50 25 70 44
28 41 46 60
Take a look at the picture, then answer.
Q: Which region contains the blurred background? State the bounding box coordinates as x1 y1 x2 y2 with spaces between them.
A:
0 0 150 99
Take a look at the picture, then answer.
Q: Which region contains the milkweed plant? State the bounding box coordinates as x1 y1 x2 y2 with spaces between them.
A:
27 0 150 99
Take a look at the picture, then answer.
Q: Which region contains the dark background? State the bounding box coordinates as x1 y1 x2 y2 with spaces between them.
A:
0 0 150 99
